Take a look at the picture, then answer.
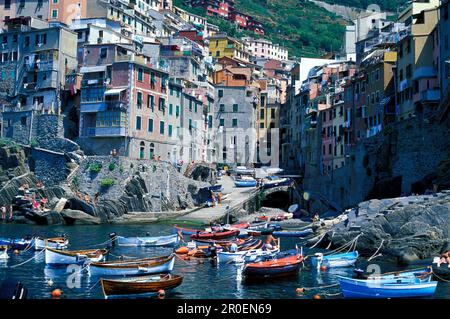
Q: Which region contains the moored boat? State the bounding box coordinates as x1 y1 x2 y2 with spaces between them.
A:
101 274 183 298
0 238 32 250
218 247 279 264
243 250 304 278
262 177 292 189
45 247 107 266
272 229 313 238
337 268 437 298
88 254 175 277
190 229 240 240
116 234 180 247
234 177 257 188
310 251 358 269
0 247 9 260
173 226 202 236
34 237 69 250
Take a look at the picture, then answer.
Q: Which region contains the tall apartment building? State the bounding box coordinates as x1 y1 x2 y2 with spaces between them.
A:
242 37 288 61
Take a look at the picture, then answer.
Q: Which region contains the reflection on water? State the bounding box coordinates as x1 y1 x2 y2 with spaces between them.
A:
0 223 448 299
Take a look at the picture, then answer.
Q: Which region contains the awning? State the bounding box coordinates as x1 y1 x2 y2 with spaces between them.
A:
80 65 107 73
105 88 126 95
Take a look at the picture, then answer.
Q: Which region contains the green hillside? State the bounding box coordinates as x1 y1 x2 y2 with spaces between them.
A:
175 0 347 58
319 0 409 12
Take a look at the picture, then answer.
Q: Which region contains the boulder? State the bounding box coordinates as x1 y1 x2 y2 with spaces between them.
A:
60 209 101 225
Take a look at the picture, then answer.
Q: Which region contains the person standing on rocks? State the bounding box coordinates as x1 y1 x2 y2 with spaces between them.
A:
8 205 13 220
94 192 100 205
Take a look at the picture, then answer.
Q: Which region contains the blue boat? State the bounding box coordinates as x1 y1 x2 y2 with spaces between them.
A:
337 267 438 298
310 251 359 269
234 178 257 188
262 177 292 189
0 238 32 250
272 229 313 238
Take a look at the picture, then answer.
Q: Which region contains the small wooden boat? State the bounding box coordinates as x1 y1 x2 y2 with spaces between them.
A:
218 247 279 264
0 238 32 250
228 222 250 229
190 229 240 240
173 226 202 236
243 250 304 277
101 274 183 298
34 237 68 250
116 234 180 247
272 229 313 238
338 268 437 298
234 177 257 188
262 177 292 189
88 254 175 277
45 247 107 266
311 251 359 269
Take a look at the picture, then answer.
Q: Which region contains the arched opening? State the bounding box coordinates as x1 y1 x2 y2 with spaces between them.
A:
261 190 291 210
149 143 155 159
139 141 145 159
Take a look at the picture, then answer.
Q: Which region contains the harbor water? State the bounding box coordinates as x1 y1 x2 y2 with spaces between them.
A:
0 223 448 299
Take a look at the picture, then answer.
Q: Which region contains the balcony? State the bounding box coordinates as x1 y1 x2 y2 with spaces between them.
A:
420 89 440 103
82 126 126 137
80 100 127 113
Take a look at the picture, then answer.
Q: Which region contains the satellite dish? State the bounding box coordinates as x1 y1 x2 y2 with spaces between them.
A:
288 204 299 214
367 4 381 13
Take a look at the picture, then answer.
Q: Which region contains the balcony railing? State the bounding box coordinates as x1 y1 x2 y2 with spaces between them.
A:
80 100 127 113
420 89 440 103
82 126 126 137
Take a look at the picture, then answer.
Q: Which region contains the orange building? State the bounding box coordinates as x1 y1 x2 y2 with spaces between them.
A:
48 0 88 25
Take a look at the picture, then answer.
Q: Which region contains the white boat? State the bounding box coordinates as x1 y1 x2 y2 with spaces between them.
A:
116 234 180 247
88 254 175 277
45 247 107 266
217 247 280 264
311 251 359 269
34 237 69 250
0 247 9 260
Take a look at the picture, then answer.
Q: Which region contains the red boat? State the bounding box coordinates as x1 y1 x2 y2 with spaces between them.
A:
190 229 240 240
230 222 250 229
243 251 304 278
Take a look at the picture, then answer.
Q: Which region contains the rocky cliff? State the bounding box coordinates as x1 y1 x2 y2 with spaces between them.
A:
316 192 450 264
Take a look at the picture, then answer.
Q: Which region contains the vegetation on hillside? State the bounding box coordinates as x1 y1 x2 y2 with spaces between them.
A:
319 0 409 12
175 0 347 58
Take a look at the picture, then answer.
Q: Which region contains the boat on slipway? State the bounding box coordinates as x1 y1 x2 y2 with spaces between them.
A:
88 254 175 277
115 234 180 247
45 248 108 266
101 274 183 298
338 267 437 298
272 229 313 238
234 176 257 188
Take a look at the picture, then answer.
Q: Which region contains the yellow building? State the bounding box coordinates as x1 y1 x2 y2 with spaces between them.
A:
208 35 250 62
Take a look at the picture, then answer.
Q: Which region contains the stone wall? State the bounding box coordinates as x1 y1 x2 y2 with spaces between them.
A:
29 148 70 187
303 114 450 214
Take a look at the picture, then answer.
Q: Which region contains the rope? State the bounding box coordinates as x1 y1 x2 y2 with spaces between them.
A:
87 279 101 292
431 269 450 283
309 232 327 249
85 238 114 248
300 283 340 291
21 238 35 253
368 239 384 261
9 249 45 268
325 232 335 250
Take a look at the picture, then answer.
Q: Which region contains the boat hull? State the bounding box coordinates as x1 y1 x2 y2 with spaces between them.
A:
101 274 183 297
190 229 240 240
116 234 179 247
234 180 257 187
338 276 438 298
34 238 68 250
88 255 175 277
243 254 303 277
45 248 107 266
311 251 359 269
272 229 313 238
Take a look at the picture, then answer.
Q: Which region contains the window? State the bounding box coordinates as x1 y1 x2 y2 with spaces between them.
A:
194 103 198 113
24 36 30 47
137 92 143 109
219 104 225 112
218 90 223 98
100 47 107 59
208 115 212 128
232 119 238 127
271 109 275 119
51 10 58 19
260 109 264 119
406 64 412 79
99 30 103 38
159 98 165 112
159 121 165 135
148 119 153 132
176 105 180 117
138 68 143 82
168 125 173 137
150 72 155 88
233 104 238 112
147 94 154 110
5 0 11 9
219 119 225 126
189 119 193 130
136 116 142 130
139 142 145 159
169 103 173 115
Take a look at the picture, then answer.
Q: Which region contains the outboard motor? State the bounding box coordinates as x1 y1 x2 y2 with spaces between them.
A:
0 279 28 299
353 268 368 279
109 232 118 248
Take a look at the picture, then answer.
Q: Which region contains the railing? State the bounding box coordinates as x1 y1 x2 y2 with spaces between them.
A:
82 126 126 137
420 89 440 103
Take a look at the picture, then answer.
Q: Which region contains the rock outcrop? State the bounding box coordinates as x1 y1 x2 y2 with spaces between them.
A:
319 192 450 264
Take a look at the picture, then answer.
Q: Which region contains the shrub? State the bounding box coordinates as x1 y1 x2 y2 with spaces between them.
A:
30 139 39 148
100 178 115 188
89 163 102 173
108 163 116 171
